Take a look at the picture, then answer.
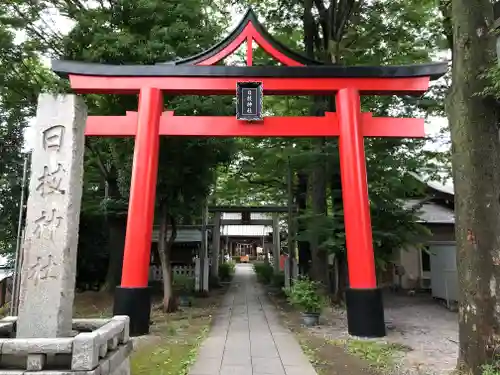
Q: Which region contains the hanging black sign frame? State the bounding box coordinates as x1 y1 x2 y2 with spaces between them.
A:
236 81 263 121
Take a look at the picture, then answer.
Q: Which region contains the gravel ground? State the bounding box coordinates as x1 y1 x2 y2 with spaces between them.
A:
309 291 458 375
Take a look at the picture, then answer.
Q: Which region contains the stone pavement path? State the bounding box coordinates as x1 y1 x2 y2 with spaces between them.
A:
189 264 318 375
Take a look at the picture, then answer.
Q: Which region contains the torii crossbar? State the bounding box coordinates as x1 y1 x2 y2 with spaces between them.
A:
52 9 447 338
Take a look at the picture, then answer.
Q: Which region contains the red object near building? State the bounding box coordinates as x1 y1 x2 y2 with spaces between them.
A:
51 9 447 337
280 255 287 272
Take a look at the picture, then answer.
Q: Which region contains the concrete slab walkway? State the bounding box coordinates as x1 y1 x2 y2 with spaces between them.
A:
189 264 317 375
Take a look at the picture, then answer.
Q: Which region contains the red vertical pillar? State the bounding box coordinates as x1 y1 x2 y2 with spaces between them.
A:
336 87 386 338
246 36 253 66
113 87 162 336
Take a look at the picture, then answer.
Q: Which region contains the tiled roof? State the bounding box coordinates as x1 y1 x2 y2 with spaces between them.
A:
222 212 241 220
0 255 13 281
409 172 454 196
0 255 10 268
404 199 455 224
151 224 276 242
0 269 13 282
151 228 202 243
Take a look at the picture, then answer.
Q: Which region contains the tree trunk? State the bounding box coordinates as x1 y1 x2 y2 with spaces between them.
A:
448 1 500 372
439 0 453 51
101 215 126 292
336 252 349 301
296 0 315 278
300 0 358 297
303 0 315 58
157 203 177 313
101 172 126 293
330 174 347 301
309 137 329 289
296 172 311 274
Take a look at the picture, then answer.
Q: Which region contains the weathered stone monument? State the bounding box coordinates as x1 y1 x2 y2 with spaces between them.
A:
0 94 132 375
17 94 85 339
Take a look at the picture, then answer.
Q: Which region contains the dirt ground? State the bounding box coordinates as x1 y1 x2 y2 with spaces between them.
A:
311 291 458 375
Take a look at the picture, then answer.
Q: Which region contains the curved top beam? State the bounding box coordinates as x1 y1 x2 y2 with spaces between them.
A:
157 8 320 66
51 59 449 80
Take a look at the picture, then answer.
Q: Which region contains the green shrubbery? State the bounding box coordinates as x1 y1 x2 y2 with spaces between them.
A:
253 262 274 284
172 274 195 306
482 363 500 375
283 276 326 314
218 261 236 281
272 271 285 288
172 274 195 294
253 264 284 288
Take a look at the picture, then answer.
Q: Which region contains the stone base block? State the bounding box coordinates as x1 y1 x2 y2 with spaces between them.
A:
113 286 151 336
345 287 386 338
0 316 132 374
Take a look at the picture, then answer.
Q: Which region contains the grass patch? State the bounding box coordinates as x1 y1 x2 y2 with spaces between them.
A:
73 291 113 318
72 287 226 375
265 289 383 375
131 308 213 375
331 338 410 373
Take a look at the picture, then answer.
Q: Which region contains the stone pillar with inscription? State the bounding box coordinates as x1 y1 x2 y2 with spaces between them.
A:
16 94 86 338
0 94 132 375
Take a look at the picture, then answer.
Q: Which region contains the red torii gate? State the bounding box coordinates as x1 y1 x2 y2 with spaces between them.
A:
52 9 447 338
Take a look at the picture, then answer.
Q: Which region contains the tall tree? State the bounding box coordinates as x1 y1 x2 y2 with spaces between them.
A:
6 0 236 292
447 0 500 373
0 4 55 255
225 0 447 294
48 0 235 292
